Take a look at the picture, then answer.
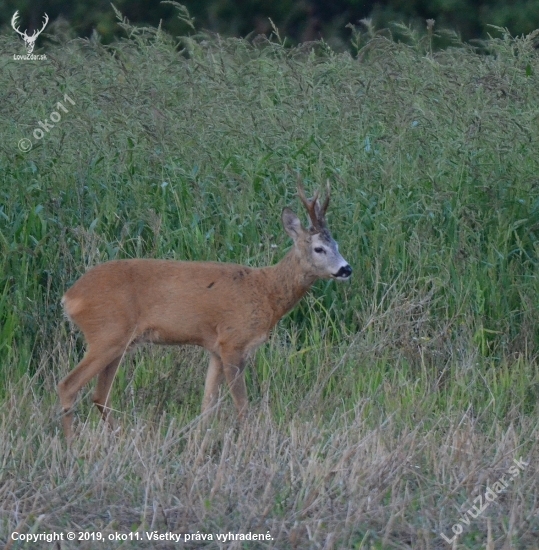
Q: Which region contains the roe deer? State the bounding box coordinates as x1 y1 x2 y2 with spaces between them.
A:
59 177 351 440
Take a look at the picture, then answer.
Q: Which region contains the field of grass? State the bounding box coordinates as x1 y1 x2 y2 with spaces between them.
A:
1 9 539 549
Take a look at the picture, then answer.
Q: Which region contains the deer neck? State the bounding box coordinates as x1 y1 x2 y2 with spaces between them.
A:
261 248 317 326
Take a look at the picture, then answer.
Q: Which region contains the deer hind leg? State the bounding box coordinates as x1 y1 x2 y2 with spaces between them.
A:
92 355 122 431
202 352 225 413
219 347 248 420
58 343 126 441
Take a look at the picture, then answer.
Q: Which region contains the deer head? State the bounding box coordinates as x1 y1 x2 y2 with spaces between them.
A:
281 174 352 281
12 11 49 54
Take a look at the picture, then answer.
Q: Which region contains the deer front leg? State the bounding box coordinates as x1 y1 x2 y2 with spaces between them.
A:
219 348 248 420
202 352 225 413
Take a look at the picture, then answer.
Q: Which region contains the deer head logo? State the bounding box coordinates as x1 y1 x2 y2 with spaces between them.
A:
11 11 49 54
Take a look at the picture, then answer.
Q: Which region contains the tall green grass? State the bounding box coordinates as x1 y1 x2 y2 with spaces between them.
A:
1 9 538 548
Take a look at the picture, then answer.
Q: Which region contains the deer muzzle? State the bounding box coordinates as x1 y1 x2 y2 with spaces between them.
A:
333 264 352 280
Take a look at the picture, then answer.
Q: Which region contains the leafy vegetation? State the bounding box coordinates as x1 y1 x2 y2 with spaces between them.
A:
1 9 538 548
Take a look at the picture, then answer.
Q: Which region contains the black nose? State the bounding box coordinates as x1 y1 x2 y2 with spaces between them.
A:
336 265 352 279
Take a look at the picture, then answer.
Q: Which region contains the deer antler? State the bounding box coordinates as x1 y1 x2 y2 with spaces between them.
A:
11 11 25 37
296 173 330 231
296 173 319 228
37 13 49 37
318 179 331 219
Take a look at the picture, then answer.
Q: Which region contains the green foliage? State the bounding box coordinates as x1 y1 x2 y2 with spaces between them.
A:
2 7 539 388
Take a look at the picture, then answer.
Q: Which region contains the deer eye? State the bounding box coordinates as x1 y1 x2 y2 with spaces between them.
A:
314 247 325 254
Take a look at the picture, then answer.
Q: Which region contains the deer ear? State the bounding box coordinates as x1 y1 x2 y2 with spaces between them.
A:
282 208 304 241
